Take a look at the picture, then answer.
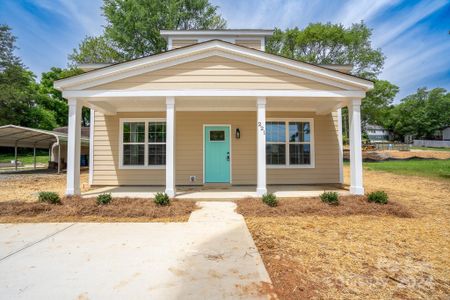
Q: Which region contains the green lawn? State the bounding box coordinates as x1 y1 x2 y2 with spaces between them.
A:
363 159 450 179
411 146 450 152
0 153 49 165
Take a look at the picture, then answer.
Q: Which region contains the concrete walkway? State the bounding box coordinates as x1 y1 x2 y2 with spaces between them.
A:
0 202 274 299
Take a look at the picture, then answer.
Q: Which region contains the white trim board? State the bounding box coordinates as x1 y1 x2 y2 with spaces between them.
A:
64 89 366 99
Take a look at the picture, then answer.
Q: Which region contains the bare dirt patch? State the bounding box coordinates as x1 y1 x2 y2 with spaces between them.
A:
0 197 196 223
236 196 412 218
344 149 450 161
0 170 89 202
244 167 450 299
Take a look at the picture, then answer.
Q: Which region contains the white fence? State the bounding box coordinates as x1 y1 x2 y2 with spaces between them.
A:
413 140 450 148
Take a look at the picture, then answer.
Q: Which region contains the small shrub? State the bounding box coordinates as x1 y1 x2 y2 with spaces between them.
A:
38 192 61 204
262 193 278 207
368 191 389 204
96 193 112 205
154 192 170 206
320 191 339 205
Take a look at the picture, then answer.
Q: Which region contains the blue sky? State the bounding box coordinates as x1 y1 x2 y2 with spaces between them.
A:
1 0 449 101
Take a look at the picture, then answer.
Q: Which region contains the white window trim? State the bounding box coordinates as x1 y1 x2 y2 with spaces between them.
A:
119 118 166 169
266 118 315 169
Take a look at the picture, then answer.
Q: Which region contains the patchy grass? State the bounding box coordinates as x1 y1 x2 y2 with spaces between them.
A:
364 159 450 179
0 153 49 164
243 166 450 299
0 197 196 223
411 146 450 152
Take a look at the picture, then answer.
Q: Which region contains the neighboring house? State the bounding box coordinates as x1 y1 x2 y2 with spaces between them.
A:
54 29 373 196
366 124 391 142
443 127 450 141
0 125 90 172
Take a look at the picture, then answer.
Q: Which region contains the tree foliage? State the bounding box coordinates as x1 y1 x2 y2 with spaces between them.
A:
266 22 385 79
70 0 226 64
385 88 450 139
266 22 401 138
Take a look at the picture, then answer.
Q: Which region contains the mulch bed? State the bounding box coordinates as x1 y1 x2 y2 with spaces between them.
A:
236 196 413 218
0 197 196 222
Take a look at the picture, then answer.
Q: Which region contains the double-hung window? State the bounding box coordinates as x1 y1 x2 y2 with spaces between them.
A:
120 119 166 168
266 119 314 168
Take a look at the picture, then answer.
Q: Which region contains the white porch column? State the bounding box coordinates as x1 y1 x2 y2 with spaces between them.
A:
256 97 267 196
165 96 176 197
337 108 344 184
66 98 82 196
348 99 364 195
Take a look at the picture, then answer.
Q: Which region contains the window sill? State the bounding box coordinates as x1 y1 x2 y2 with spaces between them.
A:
267 164 315 169
119 165 166 170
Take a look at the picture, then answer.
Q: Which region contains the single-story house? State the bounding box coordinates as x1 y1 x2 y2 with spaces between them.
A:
366 124 392 142
54 29 373 197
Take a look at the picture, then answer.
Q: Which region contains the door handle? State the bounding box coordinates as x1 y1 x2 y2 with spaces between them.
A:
226 152 230 161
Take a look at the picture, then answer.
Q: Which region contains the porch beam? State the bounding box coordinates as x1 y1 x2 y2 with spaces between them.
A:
348 99 364 195
315 101 347 115
165 96 176 197
66 98 82 196
85 101 116 115
63 89 366 99
256 97 267 196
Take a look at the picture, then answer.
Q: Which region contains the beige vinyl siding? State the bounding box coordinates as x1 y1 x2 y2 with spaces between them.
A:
92 111 166 185
172 39 197 49
92 110 340 186
91 56 339 91
235 39 262 50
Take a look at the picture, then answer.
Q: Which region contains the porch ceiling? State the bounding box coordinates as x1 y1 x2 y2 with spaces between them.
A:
83 96 346 115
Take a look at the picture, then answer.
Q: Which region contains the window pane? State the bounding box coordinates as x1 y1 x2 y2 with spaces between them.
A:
289 144 311 165
289 122 310 142
123 144 144 165
266 122 285 143
149 122 166 143
123 122 145 143
266 144 286 165
148 144 166 165
210 130 225 141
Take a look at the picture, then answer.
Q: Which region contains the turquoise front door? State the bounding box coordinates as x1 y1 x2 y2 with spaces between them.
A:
204 126 230 183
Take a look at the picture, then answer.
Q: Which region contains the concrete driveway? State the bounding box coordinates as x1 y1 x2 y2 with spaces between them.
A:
0 202 273 299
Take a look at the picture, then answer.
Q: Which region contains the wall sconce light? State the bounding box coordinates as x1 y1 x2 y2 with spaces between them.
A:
235 128 241 139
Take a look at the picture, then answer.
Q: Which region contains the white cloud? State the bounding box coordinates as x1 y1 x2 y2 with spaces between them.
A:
32 0 105 36
336 0 400 26
372 0 448 47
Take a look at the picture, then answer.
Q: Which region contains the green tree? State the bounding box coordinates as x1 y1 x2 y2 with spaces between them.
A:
70 0 226 64
266 22 384 79
266 22 397 139
0 24 57 129
0 24 21 69
387 88 450 139
362 79 399 127
38 67 90 126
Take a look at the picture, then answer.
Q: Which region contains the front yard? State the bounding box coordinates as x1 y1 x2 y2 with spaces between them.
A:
242 164 450 299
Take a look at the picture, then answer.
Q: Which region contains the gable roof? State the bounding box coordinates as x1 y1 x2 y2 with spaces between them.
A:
55 39 374 91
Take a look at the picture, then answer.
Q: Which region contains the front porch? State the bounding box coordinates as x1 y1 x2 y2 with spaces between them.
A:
82 184 350 200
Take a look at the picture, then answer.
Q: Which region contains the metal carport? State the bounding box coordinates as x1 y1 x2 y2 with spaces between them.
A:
0 125 89 173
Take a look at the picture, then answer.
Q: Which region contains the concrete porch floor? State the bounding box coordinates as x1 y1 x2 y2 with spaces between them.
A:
82 184 350 199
